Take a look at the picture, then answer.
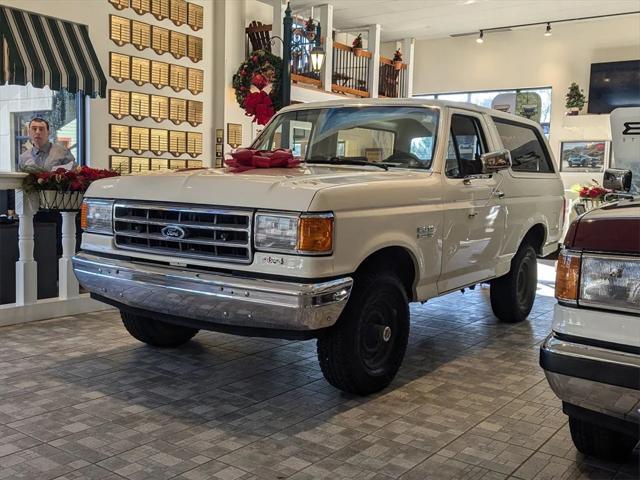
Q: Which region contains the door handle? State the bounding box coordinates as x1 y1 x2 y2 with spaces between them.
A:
468 212 478 218
492 190 505 198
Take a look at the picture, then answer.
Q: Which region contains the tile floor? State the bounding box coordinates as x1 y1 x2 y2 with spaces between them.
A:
0 262 637 480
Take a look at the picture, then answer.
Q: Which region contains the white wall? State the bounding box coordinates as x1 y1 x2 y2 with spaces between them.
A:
0 0 213 171
407 15 640 186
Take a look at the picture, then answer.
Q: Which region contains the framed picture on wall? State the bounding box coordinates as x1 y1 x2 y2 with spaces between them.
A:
559 140 609 173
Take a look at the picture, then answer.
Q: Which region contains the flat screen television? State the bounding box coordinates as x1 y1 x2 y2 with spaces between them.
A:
588 60 640 114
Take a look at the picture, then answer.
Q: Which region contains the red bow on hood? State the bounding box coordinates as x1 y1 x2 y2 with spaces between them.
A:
225 148 301 172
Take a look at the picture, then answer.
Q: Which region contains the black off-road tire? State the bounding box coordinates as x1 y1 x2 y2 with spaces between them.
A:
490 242 537 323
569 416 638 461
317 272 409 395
121 311 199 347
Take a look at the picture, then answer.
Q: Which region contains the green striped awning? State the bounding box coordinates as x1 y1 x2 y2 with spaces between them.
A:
0 6 107 98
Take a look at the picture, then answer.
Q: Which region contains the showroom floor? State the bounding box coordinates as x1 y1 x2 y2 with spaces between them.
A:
0 261 637 480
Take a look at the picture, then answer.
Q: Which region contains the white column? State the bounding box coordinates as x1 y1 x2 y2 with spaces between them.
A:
15 190 38 305
319 4 333 92
58 211 79 299
401 37 415 98
270 0 286 57
367 24 381 98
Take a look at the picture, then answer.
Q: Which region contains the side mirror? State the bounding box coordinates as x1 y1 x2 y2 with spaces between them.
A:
480 149 511 174
603 168 632 192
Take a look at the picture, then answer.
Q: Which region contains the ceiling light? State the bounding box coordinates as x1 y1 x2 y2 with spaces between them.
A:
476 30 484 43
544 22 552 36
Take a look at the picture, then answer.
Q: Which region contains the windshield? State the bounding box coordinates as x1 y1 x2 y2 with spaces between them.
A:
252 106 439 169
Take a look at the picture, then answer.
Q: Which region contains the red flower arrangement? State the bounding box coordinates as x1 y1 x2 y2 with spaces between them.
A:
225 148 300 172
22 166 119 193
578 185 609 199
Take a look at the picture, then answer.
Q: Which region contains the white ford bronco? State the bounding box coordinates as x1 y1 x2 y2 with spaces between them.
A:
74 99 564 395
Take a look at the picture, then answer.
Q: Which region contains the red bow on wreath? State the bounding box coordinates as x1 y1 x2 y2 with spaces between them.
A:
243 91 274 126
225 148 301 172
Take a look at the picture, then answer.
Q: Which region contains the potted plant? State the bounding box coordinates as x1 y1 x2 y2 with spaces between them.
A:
393 49 403 70
22 166 120 211
565 82 586 115
304 16 316 41
352 33 363 57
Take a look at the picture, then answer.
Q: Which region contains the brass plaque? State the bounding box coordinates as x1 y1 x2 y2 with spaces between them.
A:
151 60 169 88
187 131 203 157
131 0 150 15
170 31 187 59
187 100 203 126
131 157 151 173
188 159 203 169
170 159 187 169
169 130 187 156
151 158 169 171
130 92 150 120
187 35 202 62
150 95 169 122
108 0 128 11
130 127 150 154
109 52 130 83
109 124 130 152
110 15 131 46
131 20 151 50
227 123 242 148
187 3 203 31
170 0 187 26
151 25 170 54
151 0 170 20
187 68 203 94
109 90 130 119
150 128 169 154
110 155 131 174
169 97 187 124
169 64 187 92
131 56 150 86
215 129 223 143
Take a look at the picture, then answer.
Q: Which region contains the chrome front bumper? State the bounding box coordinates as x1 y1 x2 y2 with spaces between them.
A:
540 333 640 424
72 252 353 332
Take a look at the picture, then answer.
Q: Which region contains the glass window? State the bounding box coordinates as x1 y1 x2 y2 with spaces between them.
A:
438 93 469 103
446 114 486 178
2 85 85 169
253 106 439 169
493 118 554 173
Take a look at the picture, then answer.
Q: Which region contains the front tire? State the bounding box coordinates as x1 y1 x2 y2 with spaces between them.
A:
317 272 409 395
121 311 199 347
569 416 638 461
490 242 537 322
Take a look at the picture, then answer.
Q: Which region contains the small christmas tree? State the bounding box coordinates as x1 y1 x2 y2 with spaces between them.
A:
565 82 586 112
352 33 363 49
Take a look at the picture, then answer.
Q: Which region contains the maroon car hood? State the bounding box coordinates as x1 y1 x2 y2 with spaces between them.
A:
565 200 640 254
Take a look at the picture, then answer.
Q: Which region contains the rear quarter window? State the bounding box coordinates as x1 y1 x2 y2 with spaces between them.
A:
493 118 555 173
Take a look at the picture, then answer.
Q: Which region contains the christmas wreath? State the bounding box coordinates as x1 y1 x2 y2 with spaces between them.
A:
232 50 283 125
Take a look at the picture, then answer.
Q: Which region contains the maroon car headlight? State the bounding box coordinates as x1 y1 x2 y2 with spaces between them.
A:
579 254 640 314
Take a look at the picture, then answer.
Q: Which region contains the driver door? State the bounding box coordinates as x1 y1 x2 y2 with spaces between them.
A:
437 110 506 293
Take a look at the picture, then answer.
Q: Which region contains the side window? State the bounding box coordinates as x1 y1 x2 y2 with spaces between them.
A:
493 118 555 173
445 114 487 178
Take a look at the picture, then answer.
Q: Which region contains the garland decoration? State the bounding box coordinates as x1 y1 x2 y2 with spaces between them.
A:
232 50 283 125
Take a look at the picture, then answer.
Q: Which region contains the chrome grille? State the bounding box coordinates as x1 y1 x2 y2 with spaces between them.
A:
113 202 252 263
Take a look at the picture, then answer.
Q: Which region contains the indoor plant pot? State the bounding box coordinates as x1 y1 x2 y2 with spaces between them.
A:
38 190 84 211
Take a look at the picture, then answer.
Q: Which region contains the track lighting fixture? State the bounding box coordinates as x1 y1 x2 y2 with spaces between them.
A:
476 30 484 43
544 22 552 36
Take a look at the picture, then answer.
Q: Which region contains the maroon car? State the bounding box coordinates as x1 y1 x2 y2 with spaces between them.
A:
540 169 639 461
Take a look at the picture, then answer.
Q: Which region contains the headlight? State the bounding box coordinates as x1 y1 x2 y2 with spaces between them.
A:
254 212 333 254
80 199 114 234
580 254 640 314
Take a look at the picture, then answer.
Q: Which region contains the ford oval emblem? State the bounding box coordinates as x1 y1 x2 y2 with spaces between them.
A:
161 225 187 239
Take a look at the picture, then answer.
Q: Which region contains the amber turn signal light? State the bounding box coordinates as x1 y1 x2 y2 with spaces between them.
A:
555 249 580 303
297 215 333 253
80 201 89 230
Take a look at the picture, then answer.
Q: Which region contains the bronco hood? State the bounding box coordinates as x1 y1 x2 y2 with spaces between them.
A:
86 165 431 211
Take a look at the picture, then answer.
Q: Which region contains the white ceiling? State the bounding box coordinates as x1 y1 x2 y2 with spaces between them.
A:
289 0 640 42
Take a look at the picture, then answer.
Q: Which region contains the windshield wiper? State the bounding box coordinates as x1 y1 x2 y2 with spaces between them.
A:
305 156 389 171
